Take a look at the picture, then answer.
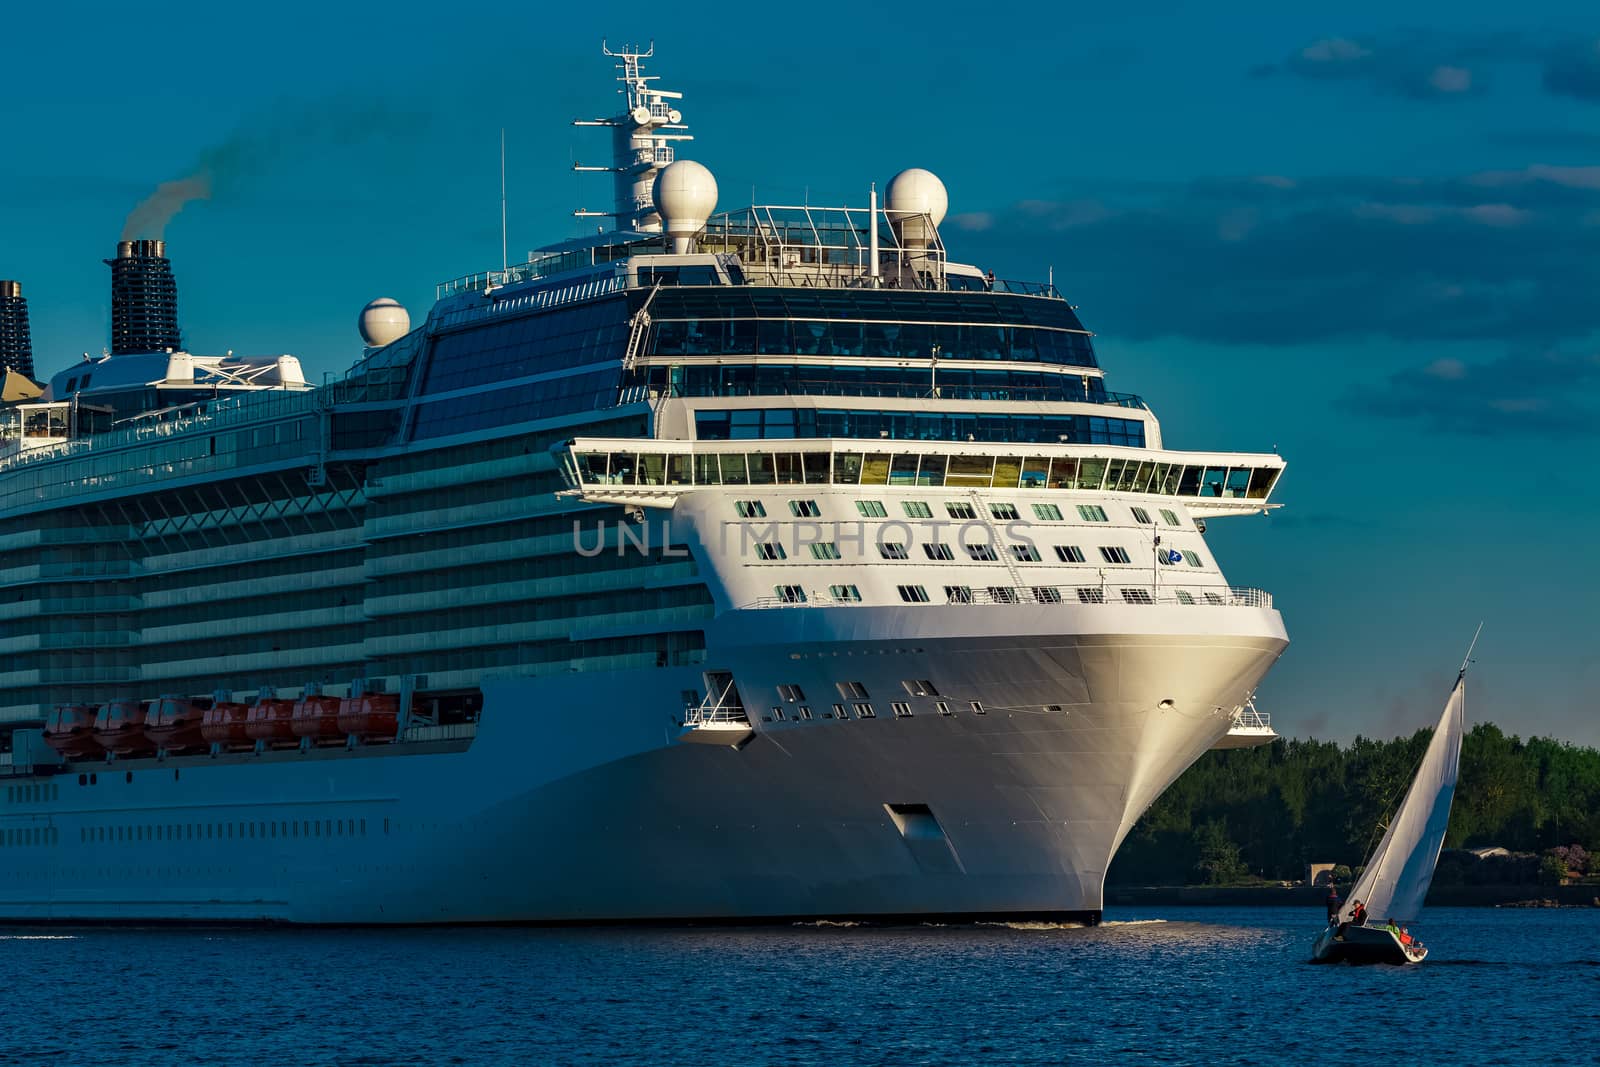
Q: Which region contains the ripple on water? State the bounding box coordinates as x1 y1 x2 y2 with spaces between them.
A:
1 907 1593 1066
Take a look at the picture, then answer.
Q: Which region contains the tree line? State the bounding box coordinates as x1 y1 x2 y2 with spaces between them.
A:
1107 723 1600 886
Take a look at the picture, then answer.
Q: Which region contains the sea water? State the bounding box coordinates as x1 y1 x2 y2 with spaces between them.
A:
1 906 1594 1065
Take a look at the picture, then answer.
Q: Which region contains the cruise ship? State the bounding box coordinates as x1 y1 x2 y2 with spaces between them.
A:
0 47 1287 924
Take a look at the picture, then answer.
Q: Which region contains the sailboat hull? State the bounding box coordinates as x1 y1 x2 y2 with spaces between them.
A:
1311 924 1427 965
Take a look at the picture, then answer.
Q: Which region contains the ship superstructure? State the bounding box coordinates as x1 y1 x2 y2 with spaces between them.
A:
0 48 1285 924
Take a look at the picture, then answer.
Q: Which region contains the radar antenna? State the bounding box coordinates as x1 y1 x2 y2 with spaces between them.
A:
572 42 692 234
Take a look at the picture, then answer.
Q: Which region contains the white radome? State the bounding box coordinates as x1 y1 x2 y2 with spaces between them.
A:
359 298 410 348
885 168 948 246
653 160 719 242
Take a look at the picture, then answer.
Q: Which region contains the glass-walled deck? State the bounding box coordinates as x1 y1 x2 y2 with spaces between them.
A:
566 439 1283 499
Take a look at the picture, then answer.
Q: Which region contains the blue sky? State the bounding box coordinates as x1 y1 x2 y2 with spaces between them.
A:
3 1 1597 744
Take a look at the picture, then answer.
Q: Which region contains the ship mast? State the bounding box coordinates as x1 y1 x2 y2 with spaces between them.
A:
572 42 693 234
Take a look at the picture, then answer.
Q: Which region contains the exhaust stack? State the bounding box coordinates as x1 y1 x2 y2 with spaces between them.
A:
0 280 32 379
106 239 180 355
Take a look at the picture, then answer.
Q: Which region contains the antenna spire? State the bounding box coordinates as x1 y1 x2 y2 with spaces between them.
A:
500 128 508 273
571 43 690 233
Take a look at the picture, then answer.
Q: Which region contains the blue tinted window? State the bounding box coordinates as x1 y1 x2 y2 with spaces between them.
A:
693 408 1145 447
412 368 621 440
421 296 630 393
640 363 1139 407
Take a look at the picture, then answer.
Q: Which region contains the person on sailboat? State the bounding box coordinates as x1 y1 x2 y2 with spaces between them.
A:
1324 882 1341 923
1349 900 1368 927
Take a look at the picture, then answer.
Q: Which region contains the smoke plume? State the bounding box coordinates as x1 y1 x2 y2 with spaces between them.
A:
121 175 212 240
119 96 425 240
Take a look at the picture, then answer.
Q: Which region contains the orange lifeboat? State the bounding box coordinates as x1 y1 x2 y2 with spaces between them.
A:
291 693 344 744
337 693 400 742
245 699 298 748
145 695 210 754
201 702 253 750
92 700 155 757
44 704 102 759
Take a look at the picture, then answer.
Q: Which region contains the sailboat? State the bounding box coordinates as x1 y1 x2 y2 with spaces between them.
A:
1311 628 1478 965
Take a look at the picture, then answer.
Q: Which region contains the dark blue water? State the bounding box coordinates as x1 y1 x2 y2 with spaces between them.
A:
3 907 1595 1065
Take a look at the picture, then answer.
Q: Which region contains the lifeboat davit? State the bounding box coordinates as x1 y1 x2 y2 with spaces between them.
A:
291 694 344 744
337 693 400 742
43 704 102 759
145 695 210 754
92 700 155 757
201 702 253 750
245 699 298 747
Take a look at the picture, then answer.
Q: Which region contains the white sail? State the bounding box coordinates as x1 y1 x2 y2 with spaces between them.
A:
1341 675 1466 924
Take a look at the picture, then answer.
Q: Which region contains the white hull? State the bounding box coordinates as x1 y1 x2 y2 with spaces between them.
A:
0 608 1284 923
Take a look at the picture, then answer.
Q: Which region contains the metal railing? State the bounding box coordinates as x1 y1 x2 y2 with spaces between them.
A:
1232 703 1272 731
681 701 750 727
643 379 1146 408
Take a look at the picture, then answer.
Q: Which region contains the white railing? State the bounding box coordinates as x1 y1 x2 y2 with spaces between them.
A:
1232 702 1272 731
400 722 478 744
681 702 750 727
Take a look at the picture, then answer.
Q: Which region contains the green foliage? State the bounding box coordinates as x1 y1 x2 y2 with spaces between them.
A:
1538 853 1569 886
1108 723 1600 886
1193 819 1248 885
1331 864 1352 883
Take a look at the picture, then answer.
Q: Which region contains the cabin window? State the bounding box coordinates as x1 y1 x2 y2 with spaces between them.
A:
774 585 807 603
1077 505 1109 522
1099 546 1133 564
777 684 806 702
854 702 876 719
1032 504 1063 521
1121 589 1154 604
892 702 913 718
880 542 909 560
829 584 862 601
945 502 977 519
924 543 955 560
735 500 767 518
966 543 998 561
810 543 841 560
856 500 888 517
1161 508 1181 527
1130 506 1153 525
902 679 939 697
1010 544 1042 562
1055 545 1086 563
897 584 931 603
755 543 786 560
1183 550 1203 568
989 503 1019 520
935 701 952 716
987 586 1021 604
902 501 933 518
798 706 813 720
944 585 973 603
970 701 986 715
1176 590 1195 604
1077 587 1106 603
789 500 821 517
837 681 870 699
1033 586 1063 603
834 703 849 720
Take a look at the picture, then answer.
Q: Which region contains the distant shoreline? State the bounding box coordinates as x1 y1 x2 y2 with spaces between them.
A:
1105 884 1600 908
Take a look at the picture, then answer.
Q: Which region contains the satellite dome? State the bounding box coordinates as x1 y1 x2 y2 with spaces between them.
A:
358 298 409 348
885 168 949 247
653 160 718 251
